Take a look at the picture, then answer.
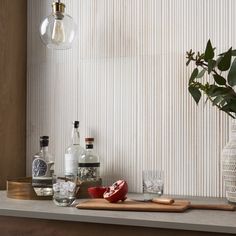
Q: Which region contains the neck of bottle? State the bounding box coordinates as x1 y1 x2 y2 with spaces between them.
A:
72 127 80 145
40 146 48 153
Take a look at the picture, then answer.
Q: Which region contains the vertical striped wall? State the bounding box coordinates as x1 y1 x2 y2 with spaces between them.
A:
27 0 235 196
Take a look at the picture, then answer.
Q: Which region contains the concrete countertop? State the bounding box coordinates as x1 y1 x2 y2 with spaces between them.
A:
0 191 236 234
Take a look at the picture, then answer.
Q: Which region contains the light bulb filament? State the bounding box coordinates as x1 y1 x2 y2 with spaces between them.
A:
52 19 65 44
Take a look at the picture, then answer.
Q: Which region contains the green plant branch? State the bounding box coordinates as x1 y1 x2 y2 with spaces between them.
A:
207 95 235 119
191 81 235 118
188 55 227 85
186 40 236 119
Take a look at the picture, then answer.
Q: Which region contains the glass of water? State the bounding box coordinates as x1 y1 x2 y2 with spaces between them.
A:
52 174 78 207
143 170 164 200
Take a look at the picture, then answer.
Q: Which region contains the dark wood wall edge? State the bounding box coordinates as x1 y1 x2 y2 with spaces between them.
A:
0 0 27 189
0 216 232 236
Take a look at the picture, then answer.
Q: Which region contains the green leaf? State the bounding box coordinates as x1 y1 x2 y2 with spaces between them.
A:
228 58 236 86
206 85 230 97
204 40 214 62
221 104 231 113
208 60 216 74
219 99 226 107
196 69 206 78
206 84 218 96
229 101 236 113
188 86 201 104
216 56 222 66
213 96 224 106
219 49 236 57
217 47 232 71
232 50 236 56
221 100 236 113
211 87 230 97
223 93 235 102
213 74 226 85
189 68 199 84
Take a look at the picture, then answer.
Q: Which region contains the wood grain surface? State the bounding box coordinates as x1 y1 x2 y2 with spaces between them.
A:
7 177 52 200
77 199 190 212
0 0 27 190
77 198 235 212
0 216 231 236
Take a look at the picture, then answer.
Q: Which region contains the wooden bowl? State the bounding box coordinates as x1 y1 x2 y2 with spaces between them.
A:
7 177 52 200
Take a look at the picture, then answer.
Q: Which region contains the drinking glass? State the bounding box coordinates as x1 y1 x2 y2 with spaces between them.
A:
52 174 78 207
142 170 164 200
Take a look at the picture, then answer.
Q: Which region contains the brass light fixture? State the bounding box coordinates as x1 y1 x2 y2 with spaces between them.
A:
39 0 77 50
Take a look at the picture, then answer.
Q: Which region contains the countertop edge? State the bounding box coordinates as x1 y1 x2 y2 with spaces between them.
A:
0 209 235 234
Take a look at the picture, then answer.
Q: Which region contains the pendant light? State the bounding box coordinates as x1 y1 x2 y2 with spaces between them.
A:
40 0 77 50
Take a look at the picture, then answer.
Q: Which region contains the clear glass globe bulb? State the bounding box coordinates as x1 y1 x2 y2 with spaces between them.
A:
40 13 77 50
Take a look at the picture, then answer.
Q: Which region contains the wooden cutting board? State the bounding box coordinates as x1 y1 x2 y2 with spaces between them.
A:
77 199 190 212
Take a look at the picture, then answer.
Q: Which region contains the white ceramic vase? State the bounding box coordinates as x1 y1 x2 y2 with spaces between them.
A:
222 119 236 202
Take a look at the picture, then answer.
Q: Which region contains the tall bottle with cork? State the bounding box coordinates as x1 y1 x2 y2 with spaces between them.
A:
78 137 100 181
32 136 54 196
64 121 84 176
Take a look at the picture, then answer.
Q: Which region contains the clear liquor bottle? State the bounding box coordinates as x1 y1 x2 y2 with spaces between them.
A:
64 121 84 176
32 136 54 196
78 138 100 181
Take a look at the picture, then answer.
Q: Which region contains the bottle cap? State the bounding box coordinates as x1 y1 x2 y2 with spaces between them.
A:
39 136 49 147
52 2 65 20
85 137 94 142
73 121 79 128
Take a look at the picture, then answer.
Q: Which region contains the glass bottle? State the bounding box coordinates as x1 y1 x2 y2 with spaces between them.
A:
64 121 84 176
78 138 100 181
222 119 236 202
32 136 54 196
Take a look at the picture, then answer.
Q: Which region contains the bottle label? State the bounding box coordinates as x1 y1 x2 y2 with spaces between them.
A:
86 144 93 149
32 177 52 187
65 154 78 175
32 158 48 177
78 165 100 181
78 163 100 167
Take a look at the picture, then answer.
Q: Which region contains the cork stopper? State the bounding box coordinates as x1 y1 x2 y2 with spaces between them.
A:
85 137 94 143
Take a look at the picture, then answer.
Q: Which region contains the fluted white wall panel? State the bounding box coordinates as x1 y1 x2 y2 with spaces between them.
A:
27 0 235 196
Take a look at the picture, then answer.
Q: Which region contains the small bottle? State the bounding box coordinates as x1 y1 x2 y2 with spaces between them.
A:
32 136 54 196
64 121 84 176
78 137 100 181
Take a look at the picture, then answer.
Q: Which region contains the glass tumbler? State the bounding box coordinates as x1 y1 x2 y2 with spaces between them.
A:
143 170 164 200
52 174 78 207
